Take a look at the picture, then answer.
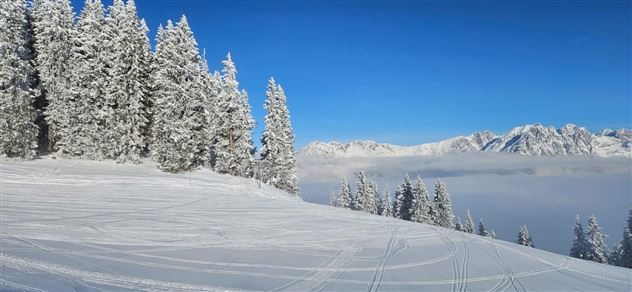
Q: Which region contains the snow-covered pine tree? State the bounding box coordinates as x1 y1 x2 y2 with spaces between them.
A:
432 180 453 228
396 175 414 221
145 22 166 150
354 171 370 212
150 18 199 172
478 219 488 237
614 207 632 268
138 19 154 155
380 184 392 217
95 0 121 158
151 21 181 171
570 214 588 260
260 79 299 195
490 230 497 239
236 88 256 177
213 53 255 177
517 225 534 247
368 180 379 215
585 215 608 263
260 78 278 183
428 192 437 225
0 0 39 158
329 191 338 207
64 0 105 158
25 3 48 154
517 226 527 245
410 176 431 224
464 210 475 234
393 186 403 219
338 178 353 209
100 0 150 163
608 243 622 266
196 53 220 168
454 216 463 231
377 187 385 215
31 0 74 154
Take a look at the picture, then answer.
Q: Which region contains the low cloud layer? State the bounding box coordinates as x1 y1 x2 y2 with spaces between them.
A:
297 153 631 255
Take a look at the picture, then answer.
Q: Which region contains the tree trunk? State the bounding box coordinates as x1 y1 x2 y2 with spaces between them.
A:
47 125 53 155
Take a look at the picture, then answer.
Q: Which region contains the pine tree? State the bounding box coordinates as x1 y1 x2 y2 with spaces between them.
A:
517 225 534 247
260 78 278 183
381 185 392 217
454 216 463 231
147 22 166 148
585 215 608 263
151 20 184 171
608 243 622 266
393 186 403 219
395 175 414 221
490 230 497 239
428 193 437 225
190 52 217 168
374 180 383 214
478 219 488 237
0 0 39 158
338 178 353 209
151 18 202 172
31 0 74 154
570 214 588 260
64 0 105 158
432 180 453 228
329 191 338 207
236 88 255 177
410 176 431 223
614 206 632 268
260 78 299 195
464 210 475 234
213 53 255 177
100 0 150 163
377 187 385 215
139 19 154 154
368 180 379 215
354 172 370 212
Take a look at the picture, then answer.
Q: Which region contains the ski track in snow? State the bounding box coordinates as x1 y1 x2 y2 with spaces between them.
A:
367 223 397 292
1 159 631 291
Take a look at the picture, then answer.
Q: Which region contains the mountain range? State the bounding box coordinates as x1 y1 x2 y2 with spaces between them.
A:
298 124 632 158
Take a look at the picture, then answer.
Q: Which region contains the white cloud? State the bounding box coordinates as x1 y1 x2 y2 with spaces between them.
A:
298 153 631 255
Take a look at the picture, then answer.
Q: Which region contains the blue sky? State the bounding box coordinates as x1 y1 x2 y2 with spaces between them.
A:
73 0 631 147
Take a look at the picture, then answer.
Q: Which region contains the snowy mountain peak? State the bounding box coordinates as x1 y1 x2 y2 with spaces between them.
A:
298 124 631 158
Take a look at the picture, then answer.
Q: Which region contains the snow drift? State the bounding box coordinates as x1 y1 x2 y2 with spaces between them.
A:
0 159 630 291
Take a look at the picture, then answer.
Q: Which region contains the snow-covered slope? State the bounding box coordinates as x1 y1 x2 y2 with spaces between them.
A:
2 160 631 291
298 124 631 158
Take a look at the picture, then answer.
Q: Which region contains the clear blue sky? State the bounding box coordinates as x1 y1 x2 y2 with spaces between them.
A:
73 0 631 147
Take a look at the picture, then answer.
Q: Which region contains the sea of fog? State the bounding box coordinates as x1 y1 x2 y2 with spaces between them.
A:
297 153 631 255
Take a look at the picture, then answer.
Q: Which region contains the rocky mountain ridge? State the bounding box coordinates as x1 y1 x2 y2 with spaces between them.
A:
298 124 631 158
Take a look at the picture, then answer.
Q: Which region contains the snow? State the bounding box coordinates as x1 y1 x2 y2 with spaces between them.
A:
1 159 631 291
298 134 493 158
298 124 631 158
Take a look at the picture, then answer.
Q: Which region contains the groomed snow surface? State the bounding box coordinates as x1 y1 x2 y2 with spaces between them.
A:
1 159 630 291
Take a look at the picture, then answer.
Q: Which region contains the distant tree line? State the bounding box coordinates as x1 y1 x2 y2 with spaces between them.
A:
330 173 504 238
0 0 298 195
330 172 632 269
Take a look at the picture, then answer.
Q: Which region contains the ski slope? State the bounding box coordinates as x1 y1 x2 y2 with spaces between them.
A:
1 159 630 291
